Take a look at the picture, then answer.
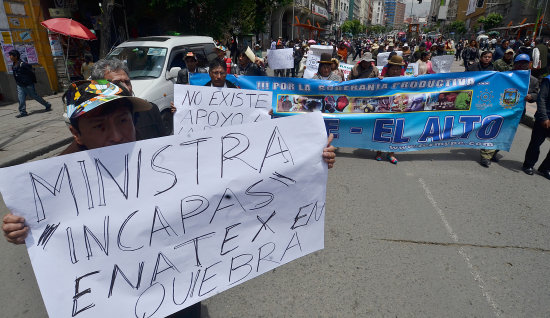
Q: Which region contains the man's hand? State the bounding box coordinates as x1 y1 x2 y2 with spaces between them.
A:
3 213 28 245
322 134 336 169
170 101 176 114
526 94 534 103
542 119 550 129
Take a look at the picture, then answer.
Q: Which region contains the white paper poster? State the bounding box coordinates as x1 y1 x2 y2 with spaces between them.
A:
0 113 328 318
0 2 9 29
173 85 272 135
303 45 333 79
267 48 294 70
25 45 38 64
376 51 403 66
431 55 455 73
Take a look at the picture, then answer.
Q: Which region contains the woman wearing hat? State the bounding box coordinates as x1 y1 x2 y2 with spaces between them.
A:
309 53 342 81
375 55 407 164
349 53 378 80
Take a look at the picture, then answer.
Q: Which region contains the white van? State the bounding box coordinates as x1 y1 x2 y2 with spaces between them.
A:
105 36 217 130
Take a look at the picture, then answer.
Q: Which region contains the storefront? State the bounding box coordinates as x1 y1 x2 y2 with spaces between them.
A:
0 0 58 102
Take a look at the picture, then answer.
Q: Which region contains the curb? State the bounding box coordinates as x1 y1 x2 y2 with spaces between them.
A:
0 137 72 168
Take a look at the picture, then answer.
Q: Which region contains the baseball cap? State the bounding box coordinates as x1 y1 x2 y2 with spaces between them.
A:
514 53 530 62
64 80 151 120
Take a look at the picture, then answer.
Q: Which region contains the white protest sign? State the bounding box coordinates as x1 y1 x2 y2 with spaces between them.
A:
376 51 403 66
338 63 353 80
0 113 328 318
173 85 272 136
303 45 333 79
267 48 294 70
431 55 455 73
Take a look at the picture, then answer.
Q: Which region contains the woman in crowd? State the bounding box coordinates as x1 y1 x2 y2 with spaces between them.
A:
417 52 435 75
462 39 480 71
376 55 406 164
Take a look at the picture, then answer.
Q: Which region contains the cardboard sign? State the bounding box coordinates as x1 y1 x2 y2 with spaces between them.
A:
173 85 272 135
267 48 294 70
0 113 328 318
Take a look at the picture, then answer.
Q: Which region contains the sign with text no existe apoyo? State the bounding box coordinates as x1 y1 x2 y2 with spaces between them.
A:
173 85 272 136
0 113 328 318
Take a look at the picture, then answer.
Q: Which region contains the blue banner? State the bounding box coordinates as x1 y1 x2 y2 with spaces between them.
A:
190 71 529 152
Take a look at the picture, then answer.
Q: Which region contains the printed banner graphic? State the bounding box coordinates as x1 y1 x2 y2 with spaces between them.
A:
191 71 529 152
0 113 328 318
173 85 272 135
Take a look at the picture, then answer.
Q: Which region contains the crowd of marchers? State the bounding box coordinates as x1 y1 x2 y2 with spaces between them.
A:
3 30 550 317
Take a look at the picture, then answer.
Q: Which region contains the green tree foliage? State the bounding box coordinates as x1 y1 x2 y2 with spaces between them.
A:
477 13 503 31
366 25 387 35
148 0 291 38
449 20 466 35
341 20 366 35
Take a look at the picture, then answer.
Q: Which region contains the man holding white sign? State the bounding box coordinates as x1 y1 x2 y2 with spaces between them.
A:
2 79 336 317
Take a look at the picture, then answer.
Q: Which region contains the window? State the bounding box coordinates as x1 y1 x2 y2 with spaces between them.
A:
107 46 167 79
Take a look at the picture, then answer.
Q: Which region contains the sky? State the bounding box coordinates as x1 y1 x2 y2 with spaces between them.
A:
403 0 432 19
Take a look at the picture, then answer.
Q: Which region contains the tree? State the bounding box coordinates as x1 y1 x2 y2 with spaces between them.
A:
147 0 291 39
341 20 366 36
99 0 115 58
477 13 503 31
449 20 466 35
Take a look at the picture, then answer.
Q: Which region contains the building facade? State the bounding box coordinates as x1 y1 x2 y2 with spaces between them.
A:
371 0 385 25
394 1 406 29
271 0 331 40
0 0 62 102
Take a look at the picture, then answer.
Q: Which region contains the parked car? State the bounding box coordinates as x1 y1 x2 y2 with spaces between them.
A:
105 36 217 132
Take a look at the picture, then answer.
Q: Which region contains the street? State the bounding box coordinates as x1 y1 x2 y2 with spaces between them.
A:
1 119 549 317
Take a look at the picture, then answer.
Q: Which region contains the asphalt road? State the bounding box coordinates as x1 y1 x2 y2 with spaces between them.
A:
1 122 549 318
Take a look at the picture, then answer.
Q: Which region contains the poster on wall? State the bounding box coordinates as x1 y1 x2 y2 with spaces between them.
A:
1 31 13 44
48 33 64 57
15 44 28 63
25 45 38 64
2 44 15 73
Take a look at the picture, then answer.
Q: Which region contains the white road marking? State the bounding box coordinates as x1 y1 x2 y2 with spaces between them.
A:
418 178 502 317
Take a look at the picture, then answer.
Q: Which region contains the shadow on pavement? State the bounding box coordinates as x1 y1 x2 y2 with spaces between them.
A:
0 118 60 150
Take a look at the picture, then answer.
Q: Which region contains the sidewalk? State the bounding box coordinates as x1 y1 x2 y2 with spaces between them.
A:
0 65 538 168
0 94 71 168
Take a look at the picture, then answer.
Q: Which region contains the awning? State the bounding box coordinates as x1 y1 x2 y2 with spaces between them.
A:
294 16 327 32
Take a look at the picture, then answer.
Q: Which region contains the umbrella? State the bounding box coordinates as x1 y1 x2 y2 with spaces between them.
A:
40 18 96 84
40 18 96 40
308 39 316 44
